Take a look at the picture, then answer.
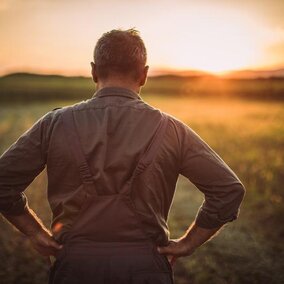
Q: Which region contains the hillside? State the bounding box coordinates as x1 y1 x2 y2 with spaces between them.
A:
1 72 284 102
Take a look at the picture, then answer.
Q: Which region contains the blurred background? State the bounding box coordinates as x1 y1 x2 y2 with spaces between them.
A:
0 0 283 283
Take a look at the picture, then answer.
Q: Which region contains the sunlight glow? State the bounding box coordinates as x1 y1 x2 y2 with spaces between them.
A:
144 7 277 74
0 1 284 76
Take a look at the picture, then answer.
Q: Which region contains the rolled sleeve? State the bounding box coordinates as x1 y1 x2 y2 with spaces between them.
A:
178 122 246 229
195 182 245 228
0 112 52 215
0 192 28 216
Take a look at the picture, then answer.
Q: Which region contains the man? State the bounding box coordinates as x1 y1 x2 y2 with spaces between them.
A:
0 29 245 284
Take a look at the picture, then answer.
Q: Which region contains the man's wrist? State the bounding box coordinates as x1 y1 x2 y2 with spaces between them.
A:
180 222 222 253
3 206 48 238
25 223 46 238
178 235 196 255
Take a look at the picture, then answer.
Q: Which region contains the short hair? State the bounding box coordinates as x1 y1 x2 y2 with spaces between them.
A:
94 29 147 80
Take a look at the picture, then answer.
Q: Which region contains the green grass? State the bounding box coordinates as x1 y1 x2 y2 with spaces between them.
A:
0 94 284 283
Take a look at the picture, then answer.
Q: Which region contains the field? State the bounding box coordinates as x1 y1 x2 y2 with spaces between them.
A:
0 81 284 283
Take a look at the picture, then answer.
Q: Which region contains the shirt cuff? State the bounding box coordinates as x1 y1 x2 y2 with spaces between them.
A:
194 206 239 229
0 193 28 216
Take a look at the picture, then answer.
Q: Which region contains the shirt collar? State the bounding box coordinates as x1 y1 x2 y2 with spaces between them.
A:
92 87 142 100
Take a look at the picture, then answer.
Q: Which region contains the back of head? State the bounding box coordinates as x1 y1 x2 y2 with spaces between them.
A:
94 29 147 81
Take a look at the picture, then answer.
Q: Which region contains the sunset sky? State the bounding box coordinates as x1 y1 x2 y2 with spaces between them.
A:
1 0 284 76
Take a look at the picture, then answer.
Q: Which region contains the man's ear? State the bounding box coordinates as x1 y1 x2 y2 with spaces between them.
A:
139 65 149 86
90 62 98 83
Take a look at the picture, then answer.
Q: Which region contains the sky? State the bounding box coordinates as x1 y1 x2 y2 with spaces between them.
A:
1 0 284 76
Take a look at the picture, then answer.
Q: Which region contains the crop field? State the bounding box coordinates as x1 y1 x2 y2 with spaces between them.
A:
0 87 284 283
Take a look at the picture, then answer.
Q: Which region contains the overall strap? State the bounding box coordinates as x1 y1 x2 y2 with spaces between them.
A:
122 113 168 194
62 108 97 195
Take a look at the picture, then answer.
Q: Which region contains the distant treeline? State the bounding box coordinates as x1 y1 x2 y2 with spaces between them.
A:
1 72 284 102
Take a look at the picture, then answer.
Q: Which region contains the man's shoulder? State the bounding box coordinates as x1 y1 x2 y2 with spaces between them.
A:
159 111 203 146
47 99 92 118
160 111 189 131
38 104 76 127
44 106 66 121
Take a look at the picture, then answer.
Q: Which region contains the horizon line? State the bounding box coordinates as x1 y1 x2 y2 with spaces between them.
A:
1 65 284 79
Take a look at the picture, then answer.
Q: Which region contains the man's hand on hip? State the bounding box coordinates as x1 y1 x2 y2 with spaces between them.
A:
2 206 62 260
157 221 222 266
157 238 195 266
28 228 62 257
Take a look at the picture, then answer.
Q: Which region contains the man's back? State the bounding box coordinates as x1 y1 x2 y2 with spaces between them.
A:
45 87 181 245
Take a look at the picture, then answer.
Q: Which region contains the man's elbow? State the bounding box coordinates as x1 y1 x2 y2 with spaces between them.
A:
219 182 246 224
234 182 246 205
226 182 246 222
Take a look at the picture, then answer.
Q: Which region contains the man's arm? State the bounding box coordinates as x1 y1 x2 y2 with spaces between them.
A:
0 112 62 258
2 206 62 257
158 221 221 265
158 120 245 264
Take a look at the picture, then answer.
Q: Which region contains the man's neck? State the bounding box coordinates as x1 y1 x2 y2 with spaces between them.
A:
96 80 141 94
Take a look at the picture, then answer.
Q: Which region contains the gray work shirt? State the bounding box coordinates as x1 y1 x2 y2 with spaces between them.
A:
0 87 245 244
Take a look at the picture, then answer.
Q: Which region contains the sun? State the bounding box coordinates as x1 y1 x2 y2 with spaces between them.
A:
170 17 259 74
148 8 263 74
